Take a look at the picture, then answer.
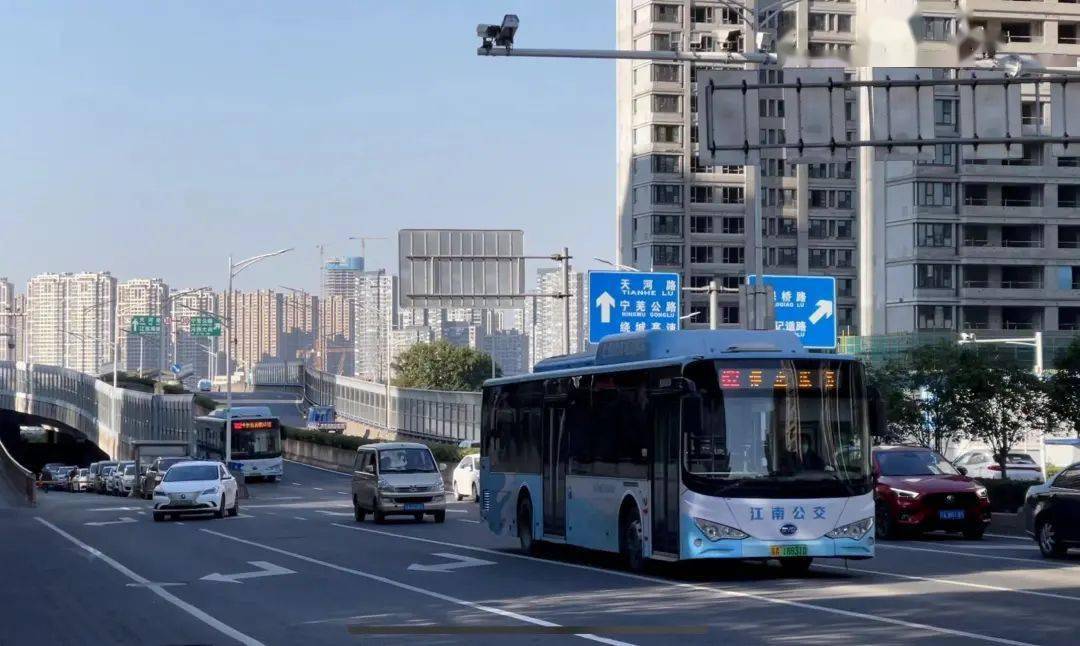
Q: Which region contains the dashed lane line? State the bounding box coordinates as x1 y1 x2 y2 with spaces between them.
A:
200 528 633 646
330 523 1037 646
878 543 1075 566
36 518 264 646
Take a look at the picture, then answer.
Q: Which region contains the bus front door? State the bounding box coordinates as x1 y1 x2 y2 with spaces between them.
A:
543 407 568 536
651 397 680 555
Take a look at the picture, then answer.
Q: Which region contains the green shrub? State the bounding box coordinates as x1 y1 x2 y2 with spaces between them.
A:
281 426 467 464
975 478 1037 513
1046 464 1064 479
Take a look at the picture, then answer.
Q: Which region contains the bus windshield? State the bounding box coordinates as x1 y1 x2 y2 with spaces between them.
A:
231 428 282 460
682 359 871 499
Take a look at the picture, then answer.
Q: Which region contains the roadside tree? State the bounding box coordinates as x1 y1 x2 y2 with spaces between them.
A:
967 364 1048 479
392 340 500 391
1047 336 1080 437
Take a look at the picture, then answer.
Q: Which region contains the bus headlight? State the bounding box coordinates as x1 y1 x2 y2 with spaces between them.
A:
693 517 748 541
826 517 873 540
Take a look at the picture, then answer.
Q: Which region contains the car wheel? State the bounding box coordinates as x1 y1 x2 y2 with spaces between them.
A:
152 512 163 522
472 483 478 502
373 497 386 524
215 495 226 519
517 497 536 554
434 511 445 524
353 496 367 522
1037 519 1067 558
455 481 464 501
875 502 896 540
620 506 646 572
962 524 985 540
779 557 814 576
229 493 239 517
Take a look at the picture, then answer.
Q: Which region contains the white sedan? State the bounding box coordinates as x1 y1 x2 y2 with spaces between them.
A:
451 454 480 501
152 461 239 521
953 451 1044 481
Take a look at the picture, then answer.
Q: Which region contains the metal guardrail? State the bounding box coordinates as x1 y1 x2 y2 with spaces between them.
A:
301 366 481 444
251 361 305 387
0 361 195 460
0 431 35 506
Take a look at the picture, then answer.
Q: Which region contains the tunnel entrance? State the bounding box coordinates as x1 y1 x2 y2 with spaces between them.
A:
0 409 108 475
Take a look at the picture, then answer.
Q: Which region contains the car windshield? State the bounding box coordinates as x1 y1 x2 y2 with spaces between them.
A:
1007 454 1037 465
877 450 959 476
162 465 219 482
124 466 136 475
79 469 88 476
158 458 188 470
681 359 871 498
378 448 437 474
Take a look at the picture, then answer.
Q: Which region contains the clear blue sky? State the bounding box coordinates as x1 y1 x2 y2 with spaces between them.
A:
0 1 615 292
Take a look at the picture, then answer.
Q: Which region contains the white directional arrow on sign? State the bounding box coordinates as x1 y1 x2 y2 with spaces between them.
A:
407 552 496 573
808 299 834 325
200 561 295 584
595 291 616 324
85 516 137 527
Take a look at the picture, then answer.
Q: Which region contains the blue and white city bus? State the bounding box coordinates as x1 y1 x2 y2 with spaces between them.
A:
195 406 284 481
479 329 874 573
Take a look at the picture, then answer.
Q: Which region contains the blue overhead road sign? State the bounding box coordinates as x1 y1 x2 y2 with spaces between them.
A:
748 275 837 349
588 271 681 344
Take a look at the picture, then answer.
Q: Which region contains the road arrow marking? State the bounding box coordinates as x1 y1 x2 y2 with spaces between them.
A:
200 561 295 584
85 516 136 527
595 291 616 324
407 552 495 573
808 299 833 325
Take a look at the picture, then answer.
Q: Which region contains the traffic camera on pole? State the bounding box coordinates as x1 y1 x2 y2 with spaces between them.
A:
477 14 519 52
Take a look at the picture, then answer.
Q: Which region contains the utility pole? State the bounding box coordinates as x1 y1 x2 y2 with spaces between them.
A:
560 247 570 356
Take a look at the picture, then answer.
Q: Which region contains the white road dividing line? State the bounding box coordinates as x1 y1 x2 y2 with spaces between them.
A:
336 491 348 495
292 516 308 521
985 533 1030 541
330 524 1037 646
88 507 142 512
444 509 468 514
878 543 1071 566
35 518 264 646
291 482 303 487
283 459 349 477
455 519 481 524
813 563 1080 603
200 528 634 646
313 487 324 491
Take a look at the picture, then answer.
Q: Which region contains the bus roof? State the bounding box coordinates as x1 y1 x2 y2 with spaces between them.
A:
489 329 856 387
206 406 274 419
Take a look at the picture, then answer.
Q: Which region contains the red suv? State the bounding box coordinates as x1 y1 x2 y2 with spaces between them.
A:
872 446 991 540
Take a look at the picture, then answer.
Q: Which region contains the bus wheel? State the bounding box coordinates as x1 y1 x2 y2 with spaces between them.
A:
779 557 813 575
620 507 645 572
517 497 536 554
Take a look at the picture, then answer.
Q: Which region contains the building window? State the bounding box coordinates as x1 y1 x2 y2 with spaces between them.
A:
652 184 683 205
652 63 680 83
916 223 952 247
934 99 956 125
916 264 953 289
652 215 682 236
836 190 853 210
921 17 955 42
653 94 681 113
768 247 797 267
721 217 745 234
720 186 744 204
721 247 745 264
652 245 682 266
690 216 713 233
651 154 680 174
691 246 714 264
653 4 680 23
917 182 954 207
809 249 828 268
653 124 681 143
689 275 712 289
721 305 739 325
917 305 954 330
837 278 854 298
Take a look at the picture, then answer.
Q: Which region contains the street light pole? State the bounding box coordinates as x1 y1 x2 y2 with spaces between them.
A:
224 248 293 464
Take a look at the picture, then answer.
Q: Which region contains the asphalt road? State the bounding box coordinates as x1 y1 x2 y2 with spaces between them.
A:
202 388 308 428
7 461 1080 646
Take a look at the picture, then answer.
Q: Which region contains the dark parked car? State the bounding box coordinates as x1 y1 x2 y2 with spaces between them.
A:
1024 462 1080 558
93 461 119 493
140 456 193 499
872 446 992 540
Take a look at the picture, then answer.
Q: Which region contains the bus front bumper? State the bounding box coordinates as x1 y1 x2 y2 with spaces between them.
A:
683 524 874 560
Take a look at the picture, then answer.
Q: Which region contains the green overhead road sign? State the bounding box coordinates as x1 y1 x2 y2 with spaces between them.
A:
189 317 222 337
130 315 162 335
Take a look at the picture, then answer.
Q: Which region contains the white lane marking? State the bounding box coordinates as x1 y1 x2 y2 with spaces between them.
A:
36 518 265 646
292 516 308 521
200 529 633 646
331 524 1036 646
85 517 136 527
201 561 296 584
137 511 147 516
291 482 303 487
408 552 496 573
283 459 349 477
236 513 256 519
313 487 324 491
175 522 186 526
88 507 142 512
456 519 481 524
316 510 355 517
261 496 303 502
125 582 185 588
813 562 1080 603
879 543 1071 566
336 491 348 495
444 509 468 514
985 533 1030 541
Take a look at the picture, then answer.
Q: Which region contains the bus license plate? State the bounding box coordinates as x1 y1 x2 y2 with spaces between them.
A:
403 503 424 511
770 545 808 558
939 509 965 520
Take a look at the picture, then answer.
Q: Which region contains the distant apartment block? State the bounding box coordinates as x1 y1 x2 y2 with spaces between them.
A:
0 278 16 361
354 270 396 382
117 278 169 374
526 268 589 366
221 289 283 373
172 289 219 380
27 272 116 373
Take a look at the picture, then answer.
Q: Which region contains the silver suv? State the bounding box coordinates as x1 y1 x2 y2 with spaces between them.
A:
351 442 446 523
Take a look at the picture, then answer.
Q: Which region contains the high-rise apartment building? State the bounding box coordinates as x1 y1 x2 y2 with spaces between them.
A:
354 270 396 382
869 1 1080 334
117 278 169 374
323 257 364 298
27 272 116 373
281 290 318 361
526 268 590 366
0 278 16 361
319 294 355 376
221 290 283 375
616 0 860 334
172 289 219 380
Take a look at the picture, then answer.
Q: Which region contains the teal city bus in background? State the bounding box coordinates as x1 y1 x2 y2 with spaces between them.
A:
479 329 874 574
